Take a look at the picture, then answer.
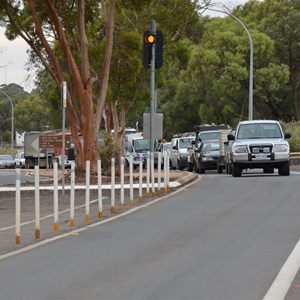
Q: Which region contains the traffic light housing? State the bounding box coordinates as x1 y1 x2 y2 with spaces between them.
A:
143 30 163 69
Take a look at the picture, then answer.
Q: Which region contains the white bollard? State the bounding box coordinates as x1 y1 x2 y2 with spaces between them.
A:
139 156 143 203
53 162 59 232
129 155 134 206
111 158 115 213
146 152 150 198
166 151 170 192
157 152 162 195
85 160 90 222
97 160 103 218
164 151 168 193
120 157 125 211
151 152 155 197
15 168 21 244
34 166 40 239
70 162 75 227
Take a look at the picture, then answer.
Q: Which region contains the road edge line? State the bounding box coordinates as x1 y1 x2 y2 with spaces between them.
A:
263 237 300 300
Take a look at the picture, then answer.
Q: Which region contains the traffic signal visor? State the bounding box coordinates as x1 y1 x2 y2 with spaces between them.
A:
145 34 155 44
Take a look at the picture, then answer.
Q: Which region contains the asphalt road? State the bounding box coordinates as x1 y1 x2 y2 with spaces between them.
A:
1 170 300 299
0 169 35 185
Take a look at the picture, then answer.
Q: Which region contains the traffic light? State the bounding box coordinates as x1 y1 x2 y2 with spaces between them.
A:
143 30 163 69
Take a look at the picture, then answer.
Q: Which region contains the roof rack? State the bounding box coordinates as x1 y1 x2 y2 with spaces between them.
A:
194 124 230 132
172 132 196 138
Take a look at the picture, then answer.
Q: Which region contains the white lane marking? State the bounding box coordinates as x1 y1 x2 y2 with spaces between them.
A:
263 238 300 300
0 177 201 261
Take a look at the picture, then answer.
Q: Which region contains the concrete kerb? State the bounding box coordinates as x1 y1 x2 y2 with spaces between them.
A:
0 170 199 192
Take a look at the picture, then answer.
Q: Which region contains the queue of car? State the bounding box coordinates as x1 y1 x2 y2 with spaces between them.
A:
182 120 292 177
0 120 292 177
0 151 25 169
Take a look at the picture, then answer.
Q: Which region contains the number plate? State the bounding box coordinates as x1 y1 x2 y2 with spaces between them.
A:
253 154 269 160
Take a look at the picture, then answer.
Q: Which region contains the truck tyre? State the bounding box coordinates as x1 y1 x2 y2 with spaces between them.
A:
232 163 242 177
278 162 290 176
217 165 223 174
178 161 184 171
170 160 176 170
228 163 232 175
187 162 193 172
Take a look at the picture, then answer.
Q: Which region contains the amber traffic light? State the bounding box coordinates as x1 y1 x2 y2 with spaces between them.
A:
143 30 163 69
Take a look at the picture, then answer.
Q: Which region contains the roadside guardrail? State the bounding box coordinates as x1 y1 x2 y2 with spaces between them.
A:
290 152 300 165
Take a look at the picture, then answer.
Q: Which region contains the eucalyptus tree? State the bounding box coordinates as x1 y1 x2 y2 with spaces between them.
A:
14 95 50 132
165 6 290 130
107 0 208 142
0 0 116 171
234 0 300 121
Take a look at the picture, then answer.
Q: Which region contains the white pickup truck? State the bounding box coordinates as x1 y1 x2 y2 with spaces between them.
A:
227 120 291 177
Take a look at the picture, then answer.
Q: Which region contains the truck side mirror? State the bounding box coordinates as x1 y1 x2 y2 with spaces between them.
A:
227 134 235 141
284 132 291 139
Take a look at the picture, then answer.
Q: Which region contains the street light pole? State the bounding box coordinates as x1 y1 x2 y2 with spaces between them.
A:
0 89 14 157
206 8 253 120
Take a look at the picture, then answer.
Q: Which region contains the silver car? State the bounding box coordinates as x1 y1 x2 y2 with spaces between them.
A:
0 155 16 169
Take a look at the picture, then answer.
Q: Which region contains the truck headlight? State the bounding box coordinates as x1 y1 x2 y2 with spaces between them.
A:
274 144 289 152
233 145 248 153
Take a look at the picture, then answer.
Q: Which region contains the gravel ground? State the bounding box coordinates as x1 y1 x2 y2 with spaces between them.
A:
0 169 193 256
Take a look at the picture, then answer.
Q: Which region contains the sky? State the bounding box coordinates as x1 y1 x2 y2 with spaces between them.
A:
0 0 248 93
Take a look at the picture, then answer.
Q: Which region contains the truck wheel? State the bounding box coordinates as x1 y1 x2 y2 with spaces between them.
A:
232 163 242 177
278 162 290 176
187 162 193 172
170 160 176 170
228 164 232 174
199 163 205 174
194 163 199 173
217 165 223 174
178 164 184 171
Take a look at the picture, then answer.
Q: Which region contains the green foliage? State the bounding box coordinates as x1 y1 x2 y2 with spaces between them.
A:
98 133 121 174
14 95 50 132
281 121 300 152
3 0 300 140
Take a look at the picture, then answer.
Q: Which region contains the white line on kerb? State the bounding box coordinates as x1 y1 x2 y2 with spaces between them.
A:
263 238 300 300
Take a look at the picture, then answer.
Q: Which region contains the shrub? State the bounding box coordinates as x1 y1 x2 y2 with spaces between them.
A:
98 133 121 175
281 121 300 152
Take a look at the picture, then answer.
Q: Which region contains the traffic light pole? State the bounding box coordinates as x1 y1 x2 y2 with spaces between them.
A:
150 20 156 153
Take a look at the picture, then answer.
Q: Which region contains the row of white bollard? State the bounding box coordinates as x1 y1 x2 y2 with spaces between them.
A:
15 151 170 244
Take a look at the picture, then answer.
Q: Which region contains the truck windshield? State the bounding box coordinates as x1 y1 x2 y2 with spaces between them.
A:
179 138 194 149
237 123 283 139
134 139 151 151
198 131 219 141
